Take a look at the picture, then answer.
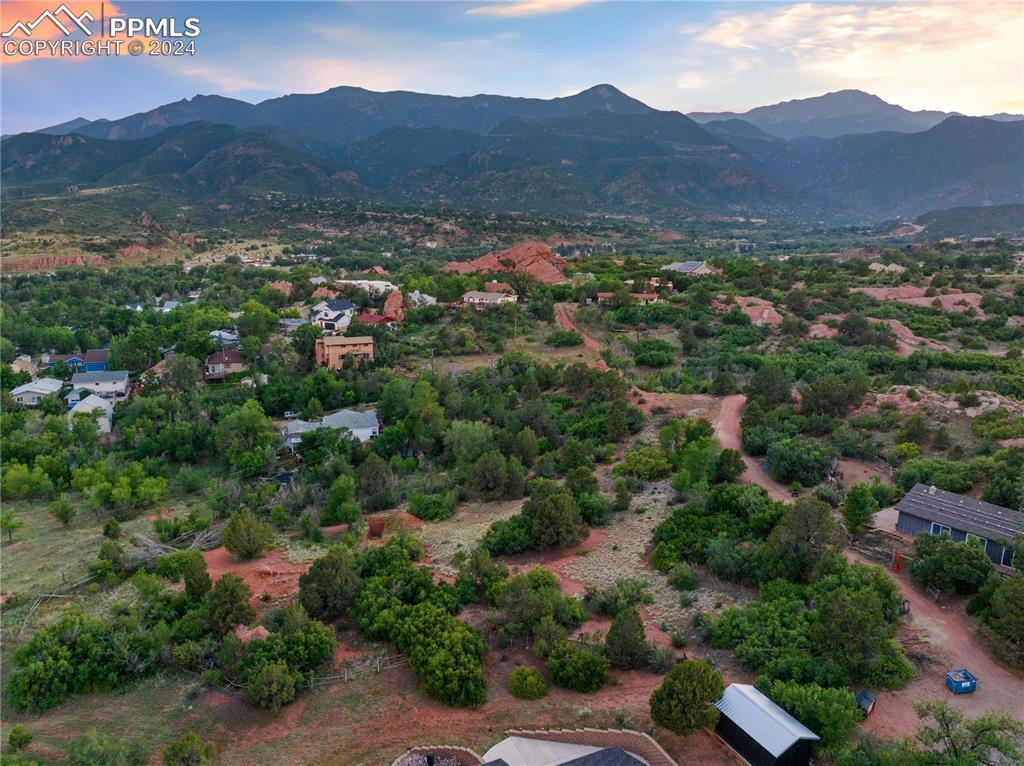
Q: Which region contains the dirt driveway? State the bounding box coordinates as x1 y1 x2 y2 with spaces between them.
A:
846 551 1024 738
554 303 603 354
712 394 791 502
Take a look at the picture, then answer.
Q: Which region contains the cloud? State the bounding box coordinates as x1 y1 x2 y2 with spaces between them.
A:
466 0 594 18
176 65 261 93
684 2 1024 113
675 73 705 90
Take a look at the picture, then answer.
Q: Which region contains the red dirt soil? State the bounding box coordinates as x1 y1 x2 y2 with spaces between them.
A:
715 296 783 327
202 546 310 607
846 551 1024 739
443 242 569 285
713 395 791 501
873 318 950 356
554 303 603 354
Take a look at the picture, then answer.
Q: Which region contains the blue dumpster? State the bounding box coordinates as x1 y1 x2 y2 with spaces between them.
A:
945 669 977 694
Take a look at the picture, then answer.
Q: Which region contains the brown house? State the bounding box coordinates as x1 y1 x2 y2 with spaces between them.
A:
204 348 247 382
314 335 375 368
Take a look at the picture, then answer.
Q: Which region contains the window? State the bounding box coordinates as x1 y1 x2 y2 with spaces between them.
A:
1002 547 1016 569
931 522 952 536
965 534 988 552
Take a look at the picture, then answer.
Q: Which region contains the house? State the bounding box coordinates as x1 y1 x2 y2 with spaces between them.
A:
311 299 356 332
47 348 109 372
335 279 398 296
462 290 517 309
408 290 437 307
278 317 310 334
204 349 247 382
355 312 397 327
125 301 146 312
268 280 294 297
314 336 374 368
663 260 714 276
868 262 907 274
67 371 130 404
633 292 660 304
367 265 390 276
210 329 240 347
158 300 181 313
715 684 819 766
67 393 113 434
282 408 379 449
895 483 1022 569
309 276 328 285
10 378 63 407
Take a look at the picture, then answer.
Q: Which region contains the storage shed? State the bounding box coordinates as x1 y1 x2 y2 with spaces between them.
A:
714 684 819 766
895 483 1022 568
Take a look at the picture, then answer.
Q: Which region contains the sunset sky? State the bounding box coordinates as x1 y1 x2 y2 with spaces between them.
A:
2 0 1022 134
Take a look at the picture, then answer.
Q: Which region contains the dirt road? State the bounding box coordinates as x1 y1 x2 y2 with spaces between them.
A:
846 551 1024 739
554 303 603 353
713 394 791 502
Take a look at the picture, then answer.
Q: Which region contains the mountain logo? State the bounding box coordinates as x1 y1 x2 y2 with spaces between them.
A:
2 4 95 38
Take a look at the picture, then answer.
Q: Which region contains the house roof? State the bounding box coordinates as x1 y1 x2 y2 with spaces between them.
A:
206 349 245 366
318 335 373 347
356 313 393 325
715 684 819 758
285 408 379 438
69 393 114 416
11 378 63 396
480 737 609 766
663 261 709 273
463 290 511 301
896 483 1024 542
53 348 109 364
71 371 129 385
317 299 355 312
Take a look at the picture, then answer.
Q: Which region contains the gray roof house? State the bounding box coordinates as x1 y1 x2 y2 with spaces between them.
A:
282 408 379 449
67 371 130 404
481 738 645 766
896 483 1022 568
11 378 64 406
662 260 714 275
714 684 819 766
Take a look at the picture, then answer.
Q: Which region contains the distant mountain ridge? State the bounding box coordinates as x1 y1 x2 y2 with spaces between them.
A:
689 89 1023 139
8 83 1022 223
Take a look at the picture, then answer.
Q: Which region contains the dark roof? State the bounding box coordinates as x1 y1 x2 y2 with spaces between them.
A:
480 761 511 766
323 299 354 311
53 348 108 363
560 749 646 766
206 348 245 365
896 483 1024 542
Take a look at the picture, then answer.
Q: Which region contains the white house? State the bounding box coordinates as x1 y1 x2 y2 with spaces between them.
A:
335 279 398 296
67 371 130 404
210 329 240 347
282 408 379 450
407 290 437 307
462 290 517 309
311 299 356 332
10 378 63 407
663 260 715 276
68 394 114 433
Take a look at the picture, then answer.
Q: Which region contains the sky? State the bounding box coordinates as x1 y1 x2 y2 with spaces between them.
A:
2 0 1022 134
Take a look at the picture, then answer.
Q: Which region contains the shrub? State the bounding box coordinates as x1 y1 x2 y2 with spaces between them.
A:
613 446 673 481
222 509 274 560
767 439 832 486
765 680 860 753
482 514 535 555
649 659 724 735
162 732 215 766
64 730 149 766
669 562 699 591
408 492 456 522
508 666 548 699
546 330 583 347
547 641 609 693
910 533 993 594
8 726 32 752
584 578 648 617
633 339 676 368
245 660 298 712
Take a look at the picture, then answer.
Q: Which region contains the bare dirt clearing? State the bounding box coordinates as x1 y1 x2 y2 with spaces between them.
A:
713 395 791 501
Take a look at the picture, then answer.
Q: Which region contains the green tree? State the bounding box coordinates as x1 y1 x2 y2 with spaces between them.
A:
183 553 212 603
899 413 930 445
910 534 993 594
764 497 841 580
1 510 24 542
49 495 76 527
842 483 880 535
985 574 1024 667
715 448 746 483
766 681 861 753
222 509 275 560
747 364 790 408
65 730 149 766
357 453 395 511
214 400 278 475
605 607 651 670
649 659 724 735
912 700 1023 765
299 545 362 622
205 573 256 635
523 484 587 549
245 660 297 712
325 474 360 524
162 732 215 766
511 426 539 465
112 325 160 374
8 725 32 752
546 641 608 693
237 299 278 340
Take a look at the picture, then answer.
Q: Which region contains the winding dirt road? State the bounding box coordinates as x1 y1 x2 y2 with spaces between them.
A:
712 394 791 502
554 302 603 353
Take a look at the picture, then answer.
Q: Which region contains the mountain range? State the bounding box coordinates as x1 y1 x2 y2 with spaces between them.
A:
4 84 1022 224
689 89 1022 139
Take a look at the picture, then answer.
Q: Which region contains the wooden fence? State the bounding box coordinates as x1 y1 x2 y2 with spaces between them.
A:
308 654 409 689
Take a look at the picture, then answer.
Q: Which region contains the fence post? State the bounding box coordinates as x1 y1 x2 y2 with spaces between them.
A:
377 657 381 673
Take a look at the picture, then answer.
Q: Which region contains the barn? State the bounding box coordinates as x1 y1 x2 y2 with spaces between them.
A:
895 483 1022 569
714 684 819 766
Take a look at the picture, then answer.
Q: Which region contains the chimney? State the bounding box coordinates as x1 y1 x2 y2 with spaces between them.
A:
426 755 436 766
928 485 937 495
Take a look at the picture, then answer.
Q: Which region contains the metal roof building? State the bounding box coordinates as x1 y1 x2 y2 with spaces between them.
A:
895 483 1022 569
714 684 819 766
